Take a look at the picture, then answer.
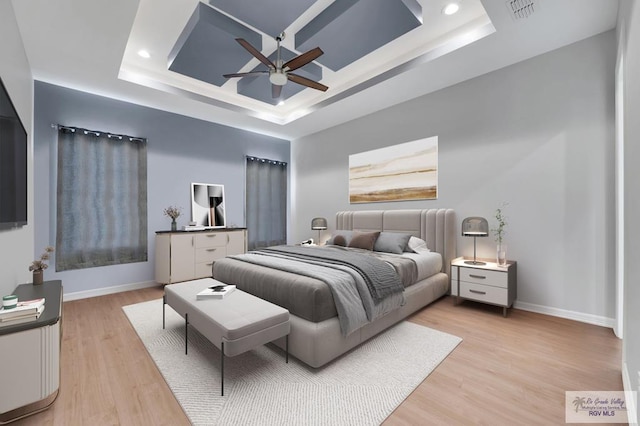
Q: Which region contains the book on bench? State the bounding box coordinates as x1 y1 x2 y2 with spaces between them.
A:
197 285 236 300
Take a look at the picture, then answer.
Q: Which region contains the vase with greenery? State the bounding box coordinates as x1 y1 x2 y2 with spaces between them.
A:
164 205 182 231
492 204 508 266
29 246 54 285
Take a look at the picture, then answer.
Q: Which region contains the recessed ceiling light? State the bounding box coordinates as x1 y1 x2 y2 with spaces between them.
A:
278 100 285 106
137 49 151 59
442 3 460 15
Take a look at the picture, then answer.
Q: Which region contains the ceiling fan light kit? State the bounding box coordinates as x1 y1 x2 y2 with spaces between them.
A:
223 32 328 99
269 69 288 86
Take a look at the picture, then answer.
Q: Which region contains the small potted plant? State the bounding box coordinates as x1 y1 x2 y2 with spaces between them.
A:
164 206 182 231
29 246 54 285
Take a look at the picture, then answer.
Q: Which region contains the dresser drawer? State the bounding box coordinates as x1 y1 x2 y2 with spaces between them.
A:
195 261 215 278
195 246 226 263
459 268 508 288
195 232 228 248
460 282 508 306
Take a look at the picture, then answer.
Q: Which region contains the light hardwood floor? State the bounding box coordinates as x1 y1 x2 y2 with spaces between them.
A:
14 287 622 425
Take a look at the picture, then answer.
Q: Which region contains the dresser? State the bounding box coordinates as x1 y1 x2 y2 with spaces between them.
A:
155 229 247 284
450 257 517 317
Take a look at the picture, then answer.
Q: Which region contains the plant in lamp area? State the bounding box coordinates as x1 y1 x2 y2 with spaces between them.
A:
29 246 54 285
492 203 508 266
164 205 182 231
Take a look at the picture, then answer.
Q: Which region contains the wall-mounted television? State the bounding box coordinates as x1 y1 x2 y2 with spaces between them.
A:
0 77 27 229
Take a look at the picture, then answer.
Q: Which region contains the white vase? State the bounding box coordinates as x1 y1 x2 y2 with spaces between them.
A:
497 243 507 266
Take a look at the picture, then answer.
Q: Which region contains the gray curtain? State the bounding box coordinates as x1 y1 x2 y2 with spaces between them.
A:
56 128 147 271
246 156 287 250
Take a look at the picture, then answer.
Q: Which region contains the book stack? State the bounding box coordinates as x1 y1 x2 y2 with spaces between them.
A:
183 225 207 231
0 298 45 327
197 285 236 300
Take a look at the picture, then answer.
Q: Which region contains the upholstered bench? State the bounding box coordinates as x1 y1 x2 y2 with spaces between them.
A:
163 278 290 396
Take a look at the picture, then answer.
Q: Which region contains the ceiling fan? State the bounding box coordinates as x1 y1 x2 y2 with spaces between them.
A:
223 32 328 99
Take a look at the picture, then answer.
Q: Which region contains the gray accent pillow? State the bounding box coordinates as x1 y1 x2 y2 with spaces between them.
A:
374 232 412 254
326 230 354 245
348 231 380 251
333 235 347 246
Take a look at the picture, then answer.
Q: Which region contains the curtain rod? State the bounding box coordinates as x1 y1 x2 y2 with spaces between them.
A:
246 155 287 166
50 124 146 143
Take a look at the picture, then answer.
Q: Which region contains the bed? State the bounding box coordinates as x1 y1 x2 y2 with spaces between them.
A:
212 209 456 368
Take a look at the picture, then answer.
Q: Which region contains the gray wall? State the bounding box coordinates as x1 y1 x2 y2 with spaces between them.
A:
0 2 34 296
620 0 640 419
34 82 289 295
292 31 615 321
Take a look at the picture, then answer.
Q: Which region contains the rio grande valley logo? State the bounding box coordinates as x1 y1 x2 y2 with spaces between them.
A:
566 391 632 423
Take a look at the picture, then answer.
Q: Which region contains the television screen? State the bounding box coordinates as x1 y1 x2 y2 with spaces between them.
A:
0 77 27 229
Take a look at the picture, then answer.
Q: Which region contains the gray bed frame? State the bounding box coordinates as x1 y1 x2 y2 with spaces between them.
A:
272 209 457 368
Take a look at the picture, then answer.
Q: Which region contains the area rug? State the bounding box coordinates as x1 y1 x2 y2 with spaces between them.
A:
123 299 461 426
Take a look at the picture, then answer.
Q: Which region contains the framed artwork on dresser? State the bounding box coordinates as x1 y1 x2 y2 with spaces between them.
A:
191 182 226 228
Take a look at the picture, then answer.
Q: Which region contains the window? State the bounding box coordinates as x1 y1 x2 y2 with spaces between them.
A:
55 127 147 271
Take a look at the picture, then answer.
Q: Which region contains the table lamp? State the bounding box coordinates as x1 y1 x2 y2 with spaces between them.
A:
462 217 489 265
311 217 327 244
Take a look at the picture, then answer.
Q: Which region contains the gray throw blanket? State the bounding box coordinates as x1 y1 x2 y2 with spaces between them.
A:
259 245 404 302
229 245 405 335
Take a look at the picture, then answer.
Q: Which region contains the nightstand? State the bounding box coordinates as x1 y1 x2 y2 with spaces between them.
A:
450 257 517 317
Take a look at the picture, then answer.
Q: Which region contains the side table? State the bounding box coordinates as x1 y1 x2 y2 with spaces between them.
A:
450 257 517 317
0 280 62 423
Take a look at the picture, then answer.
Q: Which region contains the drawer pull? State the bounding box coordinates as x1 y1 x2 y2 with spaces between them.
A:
206 248 217 252
206 262 213 266
469 289 487 295
469 274 486 279
206 234 218 238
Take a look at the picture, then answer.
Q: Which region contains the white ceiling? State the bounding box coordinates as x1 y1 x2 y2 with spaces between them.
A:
12 0 618 140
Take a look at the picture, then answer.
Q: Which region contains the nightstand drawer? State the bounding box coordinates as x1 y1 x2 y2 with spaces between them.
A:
460 268 508 288
460 282 508 305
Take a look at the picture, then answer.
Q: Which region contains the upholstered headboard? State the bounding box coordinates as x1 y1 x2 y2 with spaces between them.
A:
335 209 456 276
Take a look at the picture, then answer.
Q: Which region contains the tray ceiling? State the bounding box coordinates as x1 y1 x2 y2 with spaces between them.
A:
119 0 493 124
12 0 619 139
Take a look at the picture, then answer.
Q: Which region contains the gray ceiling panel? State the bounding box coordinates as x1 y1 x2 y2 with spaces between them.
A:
208 0 318 37
238 47 323 105
296 0 422 71
169 3 261 87
169 0 418 105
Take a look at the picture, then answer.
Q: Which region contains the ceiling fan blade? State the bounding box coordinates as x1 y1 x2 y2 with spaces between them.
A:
236 38 275 69
283 47 324 72
223 71 268 78
272 84 283 99
288 73 328 92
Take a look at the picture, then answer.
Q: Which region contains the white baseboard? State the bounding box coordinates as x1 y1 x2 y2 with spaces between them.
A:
514 301 615 329
63 280 159 301
622 362 638 425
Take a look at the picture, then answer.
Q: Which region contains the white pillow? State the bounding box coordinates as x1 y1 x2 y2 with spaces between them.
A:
412 245 431 254
406 236 430 253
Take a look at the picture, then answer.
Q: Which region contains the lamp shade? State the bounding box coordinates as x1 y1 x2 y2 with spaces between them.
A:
311 217 327 230
461 217 489 237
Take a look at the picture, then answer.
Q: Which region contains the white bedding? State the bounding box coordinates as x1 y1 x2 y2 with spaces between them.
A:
400 251 443 282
